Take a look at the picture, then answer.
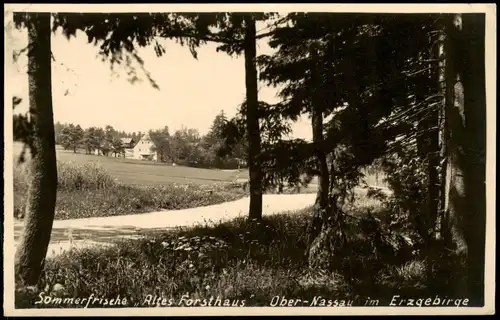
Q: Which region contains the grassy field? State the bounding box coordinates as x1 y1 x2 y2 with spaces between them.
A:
13 142 250 220
13 142 245 186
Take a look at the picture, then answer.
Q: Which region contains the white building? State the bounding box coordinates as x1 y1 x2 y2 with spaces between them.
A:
133 133 158 161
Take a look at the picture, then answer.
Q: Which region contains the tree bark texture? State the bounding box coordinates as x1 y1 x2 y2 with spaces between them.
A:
15 12 58 286
442 13 487 305
243 14 263 220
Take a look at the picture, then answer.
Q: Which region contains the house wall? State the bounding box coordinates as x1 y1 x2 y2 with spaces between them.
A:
133 135 157 161
124 148 134 159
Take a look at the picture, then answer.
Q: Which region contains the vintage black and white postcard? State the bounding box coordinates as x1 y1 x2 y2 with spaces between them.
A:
3 3 496 316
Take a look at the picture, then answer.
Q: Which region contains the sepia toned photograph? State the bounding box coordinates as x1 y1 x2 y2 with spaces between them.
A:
3 3 496 316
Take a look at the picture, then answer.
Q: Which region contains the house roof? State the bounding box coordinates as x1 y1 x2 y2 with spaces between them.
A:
120 137 134 144
140 133 151 141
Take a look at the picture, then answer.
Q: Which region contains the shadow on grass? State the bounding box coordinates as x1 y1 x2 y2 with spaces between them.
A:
14 206 481 309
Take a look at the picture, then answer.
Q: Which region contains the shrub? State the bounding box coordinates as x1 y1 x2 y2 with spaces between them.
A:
14 160 116 193
56 161 117 191
370 151 431 247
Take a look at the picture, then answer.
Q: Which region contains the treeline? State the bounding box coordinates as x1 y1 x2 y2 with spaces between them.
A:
53 110 247 169
54 122 132 156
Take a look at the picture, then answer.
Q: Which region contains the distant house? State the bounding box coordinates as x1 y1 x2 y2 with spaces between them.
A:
121 137 136 159
133 133 158 161
94 140 113 156
120 137 135 149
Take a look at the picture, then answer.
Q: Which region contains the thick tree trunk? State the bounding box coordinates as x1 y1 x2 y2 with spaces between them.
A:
15 13 58 286
243 15 263 220
441 14 486 305
460 13 487 306
441 14 468 297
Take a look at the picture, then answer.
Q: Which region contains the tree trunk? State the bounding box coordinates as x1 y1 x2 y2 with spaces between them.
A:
435 23 448 243
460 13 487 306
306 44 347 271
308 45 330 244
441 14 468 298
424 27 447 293
15 13 58 286
307 106 330 241
416 35 441 247
425 119 440 243
243 14 263 220
425 29 441 245
441 14 487 304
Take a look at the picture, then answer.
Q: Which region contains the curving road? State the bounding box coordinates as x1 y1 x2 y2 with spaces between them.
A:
13 193 317 258
13 186 391 258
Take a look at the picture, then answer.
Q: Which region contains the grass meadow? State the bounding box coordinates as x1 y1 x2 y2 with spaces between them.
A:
12 142 250 220
15 143 246 185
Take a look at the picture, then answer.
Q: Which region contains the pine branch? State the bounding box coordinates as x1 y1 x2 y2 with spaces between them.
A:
379 94 442 129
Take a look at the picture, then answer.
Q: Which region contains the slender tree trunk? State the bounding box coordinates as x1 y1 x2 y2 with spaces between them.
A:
306 43 347 270
243 14 263 220
424 26 448 293
428 36 441 245
308 45 330 244
436 24 448 243
417 31 441 247
15 12 58 285
308 105 330 233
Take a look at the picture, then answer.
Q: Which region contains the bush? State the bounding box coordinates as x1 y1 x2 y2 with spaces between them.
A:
56 161 116 191
14 161 116 193
373 151 431 247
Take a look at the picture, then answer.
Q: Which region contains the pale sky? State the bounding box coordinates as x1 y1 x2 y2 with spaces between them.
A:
7 17 313 140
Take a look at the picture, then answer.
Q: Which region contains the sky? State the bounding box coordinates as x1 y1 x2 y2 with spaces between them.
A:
7 17 313 140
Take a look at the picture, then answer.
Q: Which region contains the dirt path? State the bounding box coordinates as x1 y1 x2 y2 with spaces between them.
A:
14 194 317 258
13 186 391 258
